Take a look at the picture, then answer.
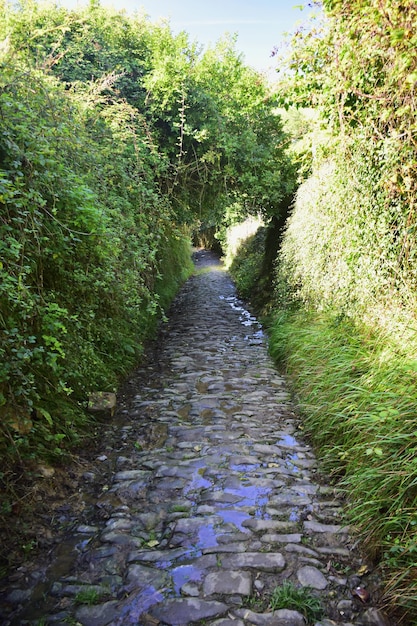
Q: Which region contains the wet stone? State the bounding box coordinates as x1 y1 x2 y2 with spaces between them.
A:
220 552 286 571
261 533 302 543
127 547 189 563
284 543 320 557
242 518 296 532
304 520 348 534
234 607 306 626
203 570 252 596
104 518 133 531
100 531 142 547
76 524 99 534
125 564 171 589
150 598 229 624
6 588 32 604
181 582 200 597
75 600 120 626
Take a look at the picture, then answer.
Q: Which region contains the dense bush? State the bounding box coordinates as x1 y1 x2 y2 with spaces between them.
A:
0 52 193 465
264 1 417 618
0 1 292 472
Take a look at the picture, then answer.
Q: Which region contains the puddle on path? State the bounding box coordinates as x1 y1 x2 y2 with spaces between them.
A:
183 470 212 495
117 586 165 624
224 484 270 512
197 524 218 549
217 509 252 531
171 564 204 594
285 453 300 474
277 434 299 447
219 295 262 330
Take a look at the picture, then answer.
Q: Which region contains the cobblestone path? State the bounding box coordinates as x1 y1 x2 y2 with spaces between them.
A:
2 250 390 626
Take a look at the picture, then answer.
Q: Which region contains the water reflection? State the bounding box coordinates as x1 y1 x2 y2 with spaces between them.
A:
217 509 252 531
225 484 270 510
219 295 262 330
171 564 203 594
285 453 300 473
277 434 298 447
197 524 218 549
116 586 165 624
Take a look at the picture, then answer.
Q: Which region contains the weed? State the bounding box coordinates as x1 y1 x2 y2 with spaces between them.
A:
75 587 102 606
22 539 37 555
242 591 266 612
269 580 324 622
170 504 190 513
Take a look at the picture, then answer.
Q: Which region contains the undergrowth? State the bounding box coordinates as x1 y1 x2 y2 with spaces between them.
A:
268 308 417 618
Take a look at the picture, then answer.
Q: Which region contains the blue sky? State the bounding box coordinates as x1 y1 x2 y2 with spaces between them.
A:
62 1 319 76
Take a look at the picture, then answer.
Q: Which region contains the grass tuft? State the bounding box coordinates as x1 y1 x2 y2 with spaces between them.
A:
269 580 324 622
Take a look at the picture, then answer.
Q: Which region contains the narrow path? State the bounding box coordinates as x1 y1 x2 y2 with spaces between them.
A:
2 251 389 626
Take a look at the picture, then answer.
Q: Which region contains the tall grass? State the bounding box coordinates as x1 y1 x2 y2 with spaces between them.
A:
269 309 417 617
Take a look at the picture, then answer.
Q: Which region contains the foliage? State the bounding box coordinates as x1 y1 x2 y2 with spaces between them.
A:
228 227 267 301
269 2 417 619
269 580 324 622
276 1 417 341
226 196 295 312
0 0 293 477
0 8 193 470
144 31 295 223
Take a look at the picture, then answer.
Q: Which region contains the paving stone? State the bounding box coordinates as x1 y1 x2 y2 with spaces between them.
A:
114 470 151 481
203 570 252 596
100 532 142 547
174 515 221 533
252 444 283 455
297 565 328 589
6 588 32 604
181 582 200 596
304 520 348 534
76 525 99 534
220 552 286 571
234 607 306 625
242 518 297 532
150 598 229 624
104 518 133 531
211 618 245 626
127 547 189 563
230 455 261 466
202 544 247 554
75 601 120 626
125 564 171 589
284 543 320 557
200 491 245 504
261 533 302 543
